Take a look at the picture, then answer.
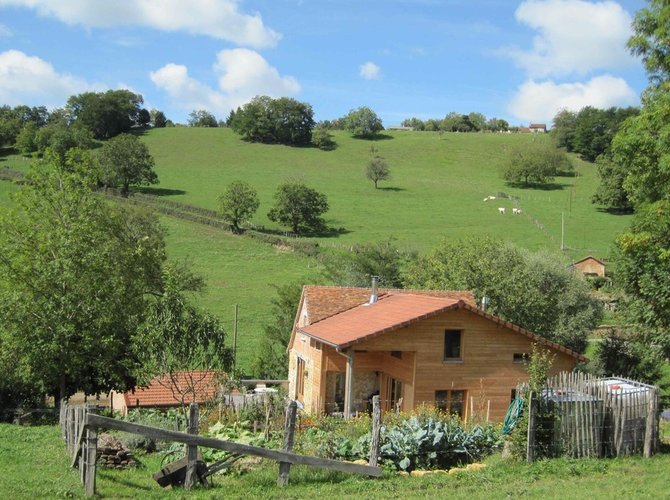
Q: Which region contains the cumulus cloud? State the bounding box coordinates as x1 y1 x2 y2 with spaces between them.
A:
359 62 381 80
507 75 638 123
503 0 634 78
0 0 280 48
150 49 300 116
0 50 94 106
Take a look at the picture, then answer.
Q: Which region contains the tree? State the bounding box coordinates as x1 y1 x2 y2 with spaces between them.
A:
324 238 410 288
137 108 151 127
551 109 578 151
134 264 234 412
65 89 144 139
151 109 167 128
591 154 633 211
268 181 329 234
501 141 570 186
366 156 391 188
230 96 315 145
98 133 158 196
311 124 336 150
188 109 218 127
591 329 663 384
15 122 38 155
0 151 166 403
34 123 94 160
404 237 601 353
343 106 384 137
218 181 260 233
628 0 670 85
252 282 302 378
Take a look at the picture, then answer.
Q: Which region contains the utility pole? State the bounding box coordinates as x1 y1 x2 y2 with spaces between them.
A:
561 212 565 251
233 304 239 370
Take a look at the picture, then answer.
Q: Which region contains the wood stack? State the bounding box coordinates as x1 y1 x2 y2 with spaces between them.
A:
96 434 137 469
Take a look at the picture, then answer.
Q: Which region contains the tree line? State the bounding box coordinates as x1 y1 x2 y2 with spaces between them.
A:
401 112 510 133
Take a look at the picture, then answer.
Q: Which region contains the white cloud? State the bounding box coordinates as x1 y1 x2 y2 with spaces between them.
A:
0 49 94 107
503 0 634 78
0 23 12 36
507 75 638 123
150 49 300 117
0 0 280 48
359 61 381 80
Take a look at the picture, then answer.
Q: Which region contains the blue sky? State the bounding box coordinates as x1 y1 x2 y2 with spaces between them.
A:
0 0 649 126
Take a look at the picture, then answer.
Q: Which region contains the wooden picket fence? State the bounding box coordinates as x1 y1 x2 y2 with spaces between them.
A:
524 373 659 461
59 397 382 497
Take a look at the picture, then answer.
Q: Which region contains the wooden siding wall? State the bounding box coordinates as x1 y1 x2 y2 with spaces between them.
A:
345 309 577 421
574 259 605 277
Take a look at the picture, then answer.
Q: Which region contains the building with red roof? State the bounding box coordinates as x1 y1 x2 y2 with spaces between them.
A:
287 285 585 421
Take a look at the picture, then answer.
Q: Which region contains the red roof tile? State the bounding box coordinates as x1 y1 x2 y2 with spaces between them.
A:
124 371 219 409
301 294 460 347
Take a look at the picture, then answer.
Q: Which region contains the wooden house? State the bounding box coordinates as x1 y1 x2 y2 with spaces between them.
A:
287 285 586 422
571 256 606 277
529 123 547 133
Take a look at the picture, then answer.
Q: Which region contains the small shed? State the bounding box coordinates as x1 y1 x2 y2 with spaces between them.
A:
571 256 606 277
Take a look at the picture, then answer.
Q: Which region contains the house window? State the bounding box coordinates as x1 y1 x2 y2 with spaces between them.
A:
391 350 402 359
435 390 466 418
513 353 527 364
309 338 321 351
444 330 462 361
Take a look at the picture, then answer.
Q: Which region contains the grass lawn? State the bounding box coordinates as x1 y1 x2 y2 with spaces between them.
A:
141 128 632 258
1 423 669 499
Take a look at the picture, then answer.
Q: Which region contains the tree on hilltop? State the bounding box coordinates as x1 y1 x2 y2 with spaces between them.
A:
268 181 329 234
218 181 260 233
98 133 158 196
343 106 384 138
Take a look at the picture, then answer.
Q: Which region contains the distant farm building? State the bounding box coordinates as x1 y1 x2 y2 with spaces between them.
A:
529 123 547 133
571 256 606 277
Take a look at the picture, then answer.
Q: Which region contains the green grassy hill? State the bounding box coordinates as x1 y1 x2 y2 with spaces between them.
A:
0 129 634 372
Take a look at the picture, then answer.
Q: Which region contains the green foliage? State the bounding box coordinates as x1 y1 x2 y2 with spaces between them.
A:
217 180 260 233
230 96 315 145
134 264 234 394
591 154 633 211
343 106 384 137
14 122 38 155
34 123 95 160
366 156 390 188
0 151 166 401
65 89 144 139
150 109 167 128
188 109 218 128
591 329 664 384
501 141 570 186
252 282 302 378
628 0 670 85
311 125 336 150
404 237 601 353
267 180 329 234
324 238 410 288
526 343 555 394
98 133 158 196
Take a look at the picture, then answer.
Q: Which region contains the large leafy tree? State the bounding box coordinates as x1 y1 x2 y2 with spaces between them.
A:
268 181 329 234
98 133 158 196
628 0 670 85
343 106 384 137
188 109 218 127
0 151 166 403
65 89 144 139
218 180 260 233
404 237 601 353
501 141 571 186
134 264 234 410
230 96 315 145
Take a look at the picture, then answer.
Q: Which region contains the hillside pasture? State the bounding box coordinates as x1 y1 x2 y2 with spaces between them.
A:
141 128 631 258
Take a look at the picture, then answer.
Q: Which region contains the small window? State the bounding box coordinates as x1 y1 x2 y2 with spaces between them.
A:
391 351 402 359
309 338 321 351
444 330 462 361
435 389 466 418
513 353 527 364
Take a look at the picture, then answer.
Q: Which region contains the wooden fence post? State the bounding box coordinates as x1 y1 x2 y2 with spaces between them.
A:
185 403 199 490
277 400 298 486
527 392 537 463
369 396 381 467
644 388 657 458
84 404 98 497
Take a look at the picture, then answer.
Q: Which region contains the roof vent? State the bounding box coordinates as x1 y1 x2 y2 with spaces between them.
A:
369 275 380 304
481 295 490 311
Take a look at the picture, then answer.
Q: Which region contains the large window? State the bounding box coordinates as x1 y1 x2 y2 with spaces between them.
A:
444 330 462 361
435 389 466 418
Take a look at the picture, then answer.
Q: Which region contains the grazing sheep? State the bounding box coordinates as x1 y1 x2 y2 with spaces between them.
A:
512 208 522 214
498 207 506 214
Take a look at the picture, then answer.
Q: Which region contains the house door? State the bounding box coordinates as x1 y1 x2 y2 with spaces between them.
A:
383 376 403 412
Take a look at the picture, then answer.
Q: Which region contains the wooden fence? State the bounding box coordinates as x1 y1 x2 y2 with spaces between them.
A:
524 373 659 461
60 397 382 497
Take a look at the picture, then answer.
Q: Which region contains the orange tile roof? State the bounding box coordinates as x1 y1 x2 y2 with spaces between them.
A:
301 294 460 347
124 371 219 409
302 285 475 324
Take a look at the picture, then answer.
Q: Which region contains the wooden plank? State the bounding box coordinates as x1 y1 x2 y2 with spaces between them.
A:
84 425 98 496
185 403 199 490
644 389 656 458
369 396 381 467
71 420 88 468
277 400 297 486
526 392 536 463
86 414 381 477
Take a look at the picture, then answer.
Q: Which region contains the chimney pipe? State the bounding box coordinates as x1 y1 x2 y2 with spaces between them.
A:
369 275 379 304
481 295 490 311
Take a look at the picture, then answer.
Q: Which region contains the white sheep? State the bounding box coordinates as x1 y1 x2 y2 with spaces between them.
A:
498 207 506 214
512 208 522 215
